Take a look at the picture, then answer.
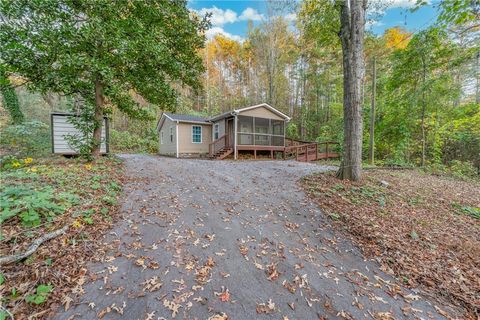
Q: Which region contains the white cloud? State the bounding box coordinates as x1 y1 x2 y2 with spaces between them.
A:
284 13 297 22
366 20 385 29
368 0 428 16
205 26 244 42
197 6 238 27
239 8 264 21
388 0 423 8
196 6 265 26
370 0 420 9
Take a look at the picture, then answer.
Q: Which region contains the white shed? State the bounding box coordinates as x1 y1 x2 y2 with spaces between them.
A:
51 112 109 155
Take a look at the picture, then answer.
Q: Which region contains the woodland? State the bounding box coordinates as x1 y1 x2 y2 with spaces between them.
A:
0 1 479 319
0 0 478 178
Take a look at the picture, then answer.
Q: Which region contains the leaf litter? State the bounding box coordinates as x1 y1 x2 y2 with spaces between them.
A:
303 169 480 318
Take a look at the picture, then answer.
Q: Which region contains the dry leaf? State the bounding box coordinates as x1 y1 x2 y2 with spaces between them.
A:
163 299 181 318
256 299 275 314
61 295 73 311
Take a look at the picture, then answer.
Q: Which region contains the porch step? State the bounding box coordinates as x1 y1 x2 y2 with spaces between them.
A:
211 148 233 160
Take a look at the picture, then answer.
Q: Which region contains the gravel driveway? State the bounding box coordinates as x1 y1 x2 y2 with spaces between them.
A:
56 155 449 319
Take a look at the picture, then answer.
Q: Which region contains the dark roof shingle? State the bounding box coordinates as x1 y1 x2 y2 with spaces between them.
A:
164 113 210 124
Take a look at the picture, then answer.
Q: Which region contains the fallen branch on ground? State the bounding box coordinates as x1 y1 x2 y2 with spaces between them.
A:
0 225 69 265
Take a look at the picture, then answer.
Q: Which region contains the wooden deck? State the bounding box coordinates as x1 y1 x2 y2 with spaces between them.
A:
284 140 340 162
210 136 340 162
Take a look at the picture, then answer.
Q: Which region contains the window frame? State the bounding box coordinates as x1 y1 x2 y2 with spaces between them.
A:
170 126 174 143
160 131 164 144
192 125 202 143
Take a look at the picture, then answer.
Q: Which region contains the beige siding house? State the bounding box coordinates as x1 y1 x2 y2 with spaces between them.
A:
157 113 212 157
156 103 290 159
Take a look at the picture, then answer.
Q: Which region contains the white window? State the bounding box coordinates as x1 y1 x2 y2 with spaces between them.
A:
160 131 164 144
192 125 202 143
170 126 174 143
214 123 219 140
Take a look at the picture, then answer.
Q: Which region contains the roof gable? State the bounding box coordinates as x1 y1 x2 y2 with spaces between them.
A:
235 103 290 120
157 112 210 131
209 103 290 122
163 113 209 124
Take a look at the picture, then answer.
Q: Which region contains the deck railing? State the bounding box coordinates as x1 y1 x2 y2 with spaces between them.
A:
317 141 340 159
284 143 318 161
209 134 227 157
284 140 340 162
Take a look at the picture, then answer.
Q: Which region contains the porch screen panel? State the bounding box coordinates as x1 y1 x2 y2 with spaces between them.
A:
238 116 253 133
272 120 284 135
238 133 254 145
272 136 284 146
238 116 253 145
255 117 270 134
255 134 270 145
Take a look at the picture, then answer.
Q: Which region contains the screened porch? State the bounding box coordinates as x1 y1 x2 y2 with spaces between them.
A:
236 115 285 147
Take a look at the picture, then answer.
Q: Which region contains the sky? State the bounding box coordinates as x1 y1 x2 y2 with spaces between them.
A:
188 0 441 42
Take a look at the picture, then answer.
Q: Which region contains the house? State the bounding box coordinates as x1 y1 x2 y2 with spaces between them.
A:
156 103 291 159
51 112 109 155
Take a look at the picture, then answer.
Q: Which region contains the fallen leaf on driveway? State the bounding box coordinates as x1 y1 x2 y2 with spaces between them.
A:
61 295 73 311
145 311 155 320
218 288 230 302
207 313 228 320
256 299 275 314
205 233 215 241
404 293 420 301
142 276 163 292
266 263 279 281
163 299 181 318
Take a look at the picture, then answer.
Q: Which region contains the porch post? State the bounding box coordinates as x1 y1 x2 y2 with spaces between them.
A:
176 121 179 158
234 115 237 159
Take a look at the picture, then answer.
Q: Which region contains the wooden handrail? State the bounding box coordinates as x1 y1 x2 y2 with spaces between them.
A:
209 134 228 157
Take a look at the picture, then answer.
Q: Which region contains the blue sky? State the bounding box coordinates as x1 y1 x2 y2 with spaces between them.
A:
188 0 441 41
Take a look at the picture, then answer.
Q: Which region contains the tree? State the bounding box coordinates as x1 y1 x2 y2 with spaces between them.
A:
0 69 24 124
0 0 209 156
336 0 367 180
383 27 411 50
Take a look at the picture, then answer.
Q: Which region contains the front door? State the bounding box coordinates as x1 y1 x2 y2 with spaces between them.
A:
226 118 234 148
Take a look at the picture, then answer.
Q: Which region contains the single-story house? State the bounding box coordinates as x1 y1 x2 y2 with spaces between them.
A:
156 103 291 159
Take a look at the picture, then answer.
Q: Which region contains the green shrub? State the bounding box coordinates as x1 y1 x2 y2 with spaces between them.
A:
286 123 299 140
0 120 50 157
425 160 478 180
448 160 477 179
110 129 157 154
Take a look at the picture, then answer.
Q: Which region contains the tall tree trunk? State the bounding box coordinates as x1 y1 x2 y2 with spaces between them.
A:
92 80 104 158
369 56 376 165
336 0 366 181
420 56 427 167
476 51 479 105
